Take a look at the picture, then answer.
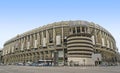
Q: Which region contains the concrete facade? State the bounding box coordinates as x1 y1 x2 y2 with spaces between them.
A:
0 50 3 64
2 20 118 66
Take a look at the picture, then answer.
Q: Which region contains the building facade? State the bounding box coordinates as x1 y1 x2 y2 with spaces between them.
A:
0 50 3 64
2 20 118 66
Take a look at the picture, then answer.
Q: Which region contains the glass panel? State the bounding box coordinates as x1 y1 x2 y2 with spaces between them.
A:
77 27 80 33
82 27 85 32
73 27 75 33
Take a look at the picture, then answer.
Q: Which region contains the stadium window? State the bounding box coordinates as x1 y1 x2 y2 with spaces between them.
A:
82 27 85 32
49 38 53 43
49 31 53 43
35 33 37 40
64 36 67 42
86 28 88 33
73 27 76 33
77 27 80 33
28 35 30 41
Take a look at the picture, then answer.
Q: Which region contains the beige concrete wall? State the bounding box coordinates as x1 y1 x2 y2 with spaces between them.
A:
68 57 95 65
2 20 117 65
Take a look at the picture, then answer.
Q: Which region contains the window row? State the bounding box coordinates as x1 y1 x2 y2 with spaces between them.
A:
70 27 89 34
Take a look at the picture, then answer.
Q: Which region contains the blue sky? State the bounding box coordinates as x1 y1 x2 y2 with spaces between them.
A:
0 0 120 51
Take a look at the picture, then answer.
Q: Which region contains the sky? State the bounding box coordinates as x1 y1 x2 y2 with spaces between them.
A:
0 0 120 52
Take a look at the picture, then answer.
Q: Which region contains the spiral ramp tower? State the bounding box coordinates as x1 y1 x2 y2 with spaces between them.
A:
67 23 95 65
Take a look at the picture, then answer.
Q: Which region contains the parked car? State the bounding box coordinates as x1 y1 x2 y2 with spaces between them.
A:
16 63 24 66
29 62 38 66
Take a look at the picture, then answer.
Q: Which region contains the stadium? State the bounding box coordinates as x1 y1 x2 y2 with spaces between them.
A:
2 20 118 66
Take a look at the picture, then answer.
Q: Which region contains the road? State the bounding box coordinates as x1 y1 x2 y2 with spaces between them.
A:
0 65 120 73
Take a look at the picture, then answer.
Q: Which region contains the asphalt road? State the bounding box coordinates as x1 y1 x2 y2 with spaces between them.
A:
0 65 120 73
